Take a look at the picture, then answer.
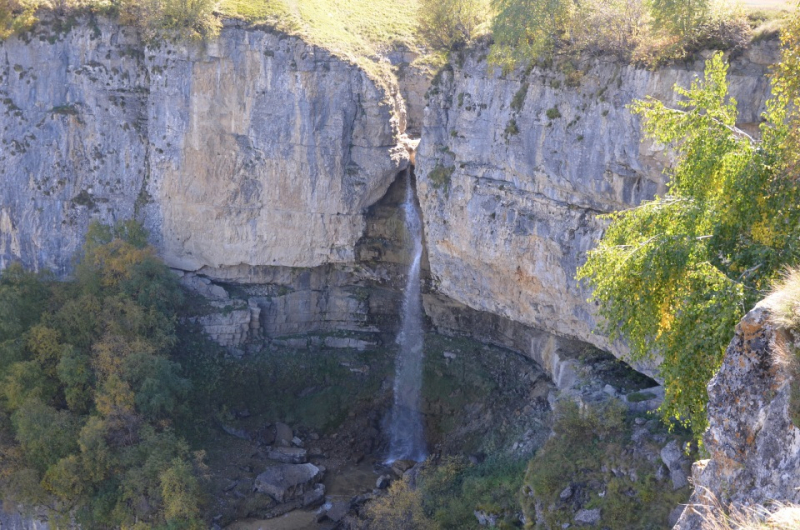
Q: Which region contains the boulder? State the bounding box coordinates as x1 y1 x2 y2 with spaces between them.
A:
559 486 573 501
274 422 293 447
254 463 323 504
323 501 350 523
474 510 499 526
376 475 392 489
390 459 416 477
574 509 601 526
302 483 326 508
267 446 308 464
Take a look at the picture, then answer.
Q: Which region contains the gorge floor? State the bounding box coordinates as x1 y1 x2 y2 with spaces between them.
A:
198 331 554 528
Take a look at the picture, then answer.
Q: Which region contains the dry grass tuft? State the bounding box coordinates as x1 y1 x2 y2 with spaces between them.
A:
687 488 800 530
764 268 800 331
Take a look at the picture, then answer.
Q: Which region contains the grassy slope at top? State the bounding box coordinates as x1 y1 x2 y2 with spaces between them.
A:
745 0 793 9
218 0 422 86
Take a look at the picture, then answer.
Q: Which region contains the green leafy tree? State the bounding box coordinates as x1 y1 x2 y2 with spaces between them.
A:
578 44 800 433
417 0 490 50
649 0 710 36
0 221 206 528
489 0 576 69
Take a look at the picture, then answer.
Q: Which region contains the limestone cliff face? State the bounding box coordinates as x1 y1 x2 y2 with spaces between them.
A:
416 45 778 362
0 16 408 276
674 306 800 529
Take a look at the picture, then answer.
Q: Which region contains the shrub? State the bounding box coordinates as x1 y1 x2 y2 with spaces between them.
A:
417 0 490 50
0 0 39 38
489 0 577 70
428 165 455 190
572 0 649 57
0 221 206 528
119 0 220 40
649 0 711 37
546 106 561 119
522 400 689 530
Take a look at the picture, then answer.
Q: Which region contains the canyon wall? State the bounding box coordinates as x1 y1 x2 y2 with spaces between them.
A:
415 45 778 365
0 16 407 276
0 16 782 381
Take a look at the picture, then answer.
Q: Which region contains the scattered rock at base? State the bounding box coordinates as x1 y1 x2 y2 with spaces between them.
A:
322 501 350 523
474 510 499 526
275 422 293 447
574 509 601 526
267 446 308 464
559 486 573 500
254 463 323 504
660 440 690 490
390 459 416 477
303 483 326 509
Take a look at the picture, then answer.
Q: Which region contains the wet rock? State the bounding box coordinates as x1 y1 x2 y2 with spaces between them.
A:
254 463 322 504
574 509 601 526
291 436 304 448
323 501 350 523
267 446 308 464
390 459 416 477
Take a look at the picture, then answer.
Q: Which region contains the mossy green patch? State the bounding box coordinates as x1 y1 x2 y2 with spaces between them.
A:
522 401 692 530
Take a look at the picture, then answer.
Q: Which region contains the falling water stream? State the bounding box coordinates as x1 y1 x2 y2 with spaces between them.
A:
386 168 427 463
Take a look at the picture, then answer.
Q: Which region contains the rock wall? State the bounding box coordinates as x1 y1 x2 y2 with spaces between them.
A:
0 16 408 276
416 45 778 365
674 305 800 529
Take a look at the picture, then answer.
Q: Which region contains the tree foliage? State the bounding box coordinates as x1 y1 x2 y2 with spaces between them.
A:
0 221 205 528
417 0 489 50
649 0 711 37
489 0 576 69
117 0 220 41
578 26 800 434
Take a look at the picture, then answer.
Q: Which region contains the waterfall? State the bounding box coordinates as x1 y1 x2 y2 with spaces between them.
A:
386 168 427 463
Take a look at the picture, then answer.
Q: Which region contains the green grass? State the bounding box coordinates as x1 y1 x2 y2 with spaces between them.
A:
218 0 422 85
743 0 793 10
4 0 424 88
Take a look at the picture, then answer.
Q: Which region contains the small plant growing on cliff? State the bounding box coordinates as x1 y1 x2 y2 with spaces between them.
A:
428 165 455 191
546 106 561 120
578 31 800 435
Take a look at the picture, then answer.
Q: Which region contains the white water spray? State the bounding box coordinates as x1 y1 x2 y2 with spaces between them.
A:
386 168 427 463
